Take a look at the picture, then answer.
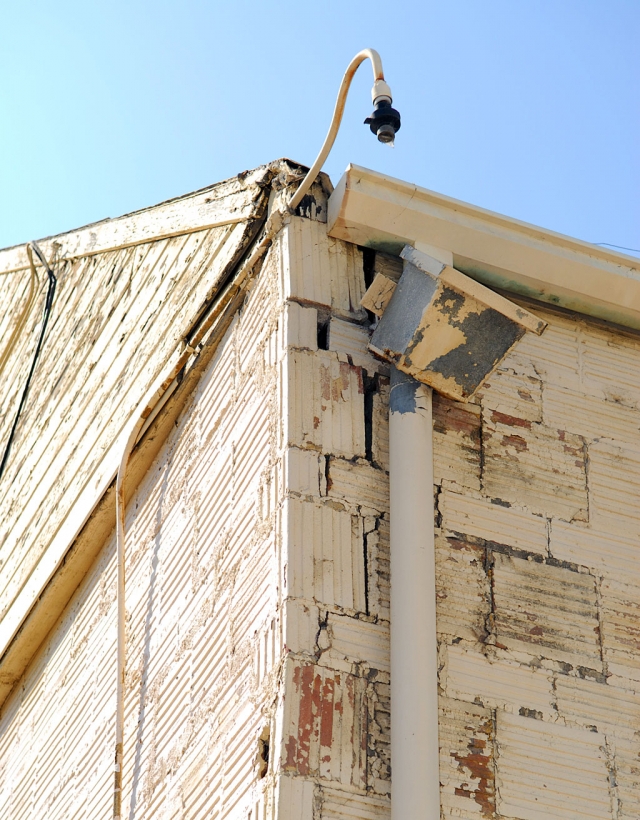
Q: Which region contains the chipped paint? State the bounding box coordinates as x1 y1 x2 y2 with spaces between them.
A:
368 251 545 401
3 176 640 820
360 272 397 316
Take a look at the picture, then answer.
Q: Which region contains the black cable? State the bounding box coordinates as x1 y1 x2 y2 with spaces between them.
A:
0 244 57 483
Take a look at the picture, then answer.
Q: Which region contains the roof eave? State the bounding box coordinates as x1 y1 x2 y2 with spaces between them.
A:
327 164 640 331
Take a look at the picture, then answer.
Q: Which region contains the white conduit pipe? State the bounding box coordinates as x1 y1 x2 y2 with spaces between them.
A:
112 209 284 819
288 48 388 212
0 249 39 383
389 368 440 820
112 361 187 819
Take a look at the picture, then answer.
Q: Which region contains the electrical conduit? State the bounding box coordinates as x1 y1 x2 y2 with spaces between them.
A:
288 48 391 212
112 209 284 819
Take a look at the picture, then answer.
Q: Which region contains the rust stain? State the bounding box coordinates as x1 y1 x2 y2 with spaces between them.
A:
319 676 335 750
517 388 534 402
284 734 297 771
295 664 316 775
320 366 331 401
433 393 481 438
285 664 360 778
339 361 352 393
491 410 532 429
452 719 495 817
501 434 528 452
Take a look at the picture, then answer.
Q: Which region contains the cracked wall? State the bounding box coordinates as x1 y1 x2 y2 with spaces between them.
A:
1 209 639 820
277 226 640 820
437 305 640 820
0 227 289 819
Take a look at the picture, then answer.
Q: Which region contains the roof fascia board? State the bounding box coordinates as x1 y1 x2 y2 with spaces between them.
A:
327 164 640 330
0 166 272 275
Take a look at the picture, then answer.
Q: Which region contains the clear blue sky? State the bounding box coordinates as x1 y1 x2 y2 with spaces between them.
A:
1 0 638 254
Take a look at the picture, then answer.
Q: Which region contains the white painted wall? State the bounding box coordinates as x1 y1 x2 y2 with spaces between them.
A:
2 203 640 820
0 234 286 818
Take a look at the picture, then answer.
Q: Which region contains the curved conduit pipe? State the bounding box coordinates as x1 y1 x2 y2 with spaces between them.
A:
112 210 284 819
0 255 39 384
288 48 400 212
113 49 401 817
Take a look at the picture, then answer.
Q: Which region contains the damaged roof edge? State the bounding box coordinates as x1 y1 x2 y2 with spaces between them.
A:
0 159 330 275
0 159 333 708
327 164 640 332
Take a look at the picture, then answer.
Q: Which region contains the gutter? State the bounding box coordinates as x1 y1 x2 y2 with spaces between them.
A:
328 164 640 331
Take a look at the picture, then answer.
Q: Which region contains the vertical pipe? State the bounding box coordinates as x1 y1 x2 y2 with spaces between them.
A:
389 368 440 820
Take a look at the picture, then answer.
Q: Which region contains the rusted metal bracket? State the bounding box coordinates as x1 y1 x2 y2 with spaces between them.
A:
365 245 547 401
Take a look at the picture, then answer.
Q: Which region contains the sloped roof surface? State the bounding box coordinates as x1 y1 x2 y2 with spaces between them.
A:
0 160 318 700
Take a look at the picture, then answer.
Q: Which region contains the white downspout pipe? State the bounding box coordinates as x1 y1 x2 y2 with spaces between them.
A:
389 368 440 820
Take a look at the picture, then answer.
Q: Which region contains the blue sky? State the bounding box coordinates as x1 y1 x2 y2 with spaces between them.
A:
1 0 638 254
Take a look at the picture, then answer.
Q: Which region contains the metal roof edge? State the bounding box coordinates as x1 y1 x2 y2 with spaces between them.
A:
327 164 640 331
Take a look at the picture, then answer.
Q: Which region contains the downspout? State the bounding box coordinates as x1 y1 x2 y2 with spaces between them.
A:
364 244 546 820
389 370 440 820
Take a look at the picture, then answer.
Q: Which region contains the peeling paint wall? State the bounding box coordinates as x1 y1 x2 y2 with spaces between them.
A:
275 220 392 817
436 306 640 819
0 229 287 818
277 229 640 819
1 198 639 820
0 166 277 703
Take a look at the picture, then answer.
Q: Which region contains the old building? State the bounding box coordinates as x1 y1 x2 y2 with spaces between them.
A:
0 158 639 819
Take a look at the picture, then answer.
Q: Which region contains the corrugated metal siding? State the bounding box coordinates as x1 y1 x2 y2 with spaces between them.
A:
278 218 391 816
438 301 640 820
284 497 366 614
482 410 588 519
441 490 548 555
4 211 640 820
436 535 489 643
439 697 494 818
0 238 284 819
615 735 640 819
281 218 365 319
281 240 640 819
492 552 601 668
321 788 390 820
600 577 640 684
432 394 482 492
287 349 366 459
281 659 367 788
